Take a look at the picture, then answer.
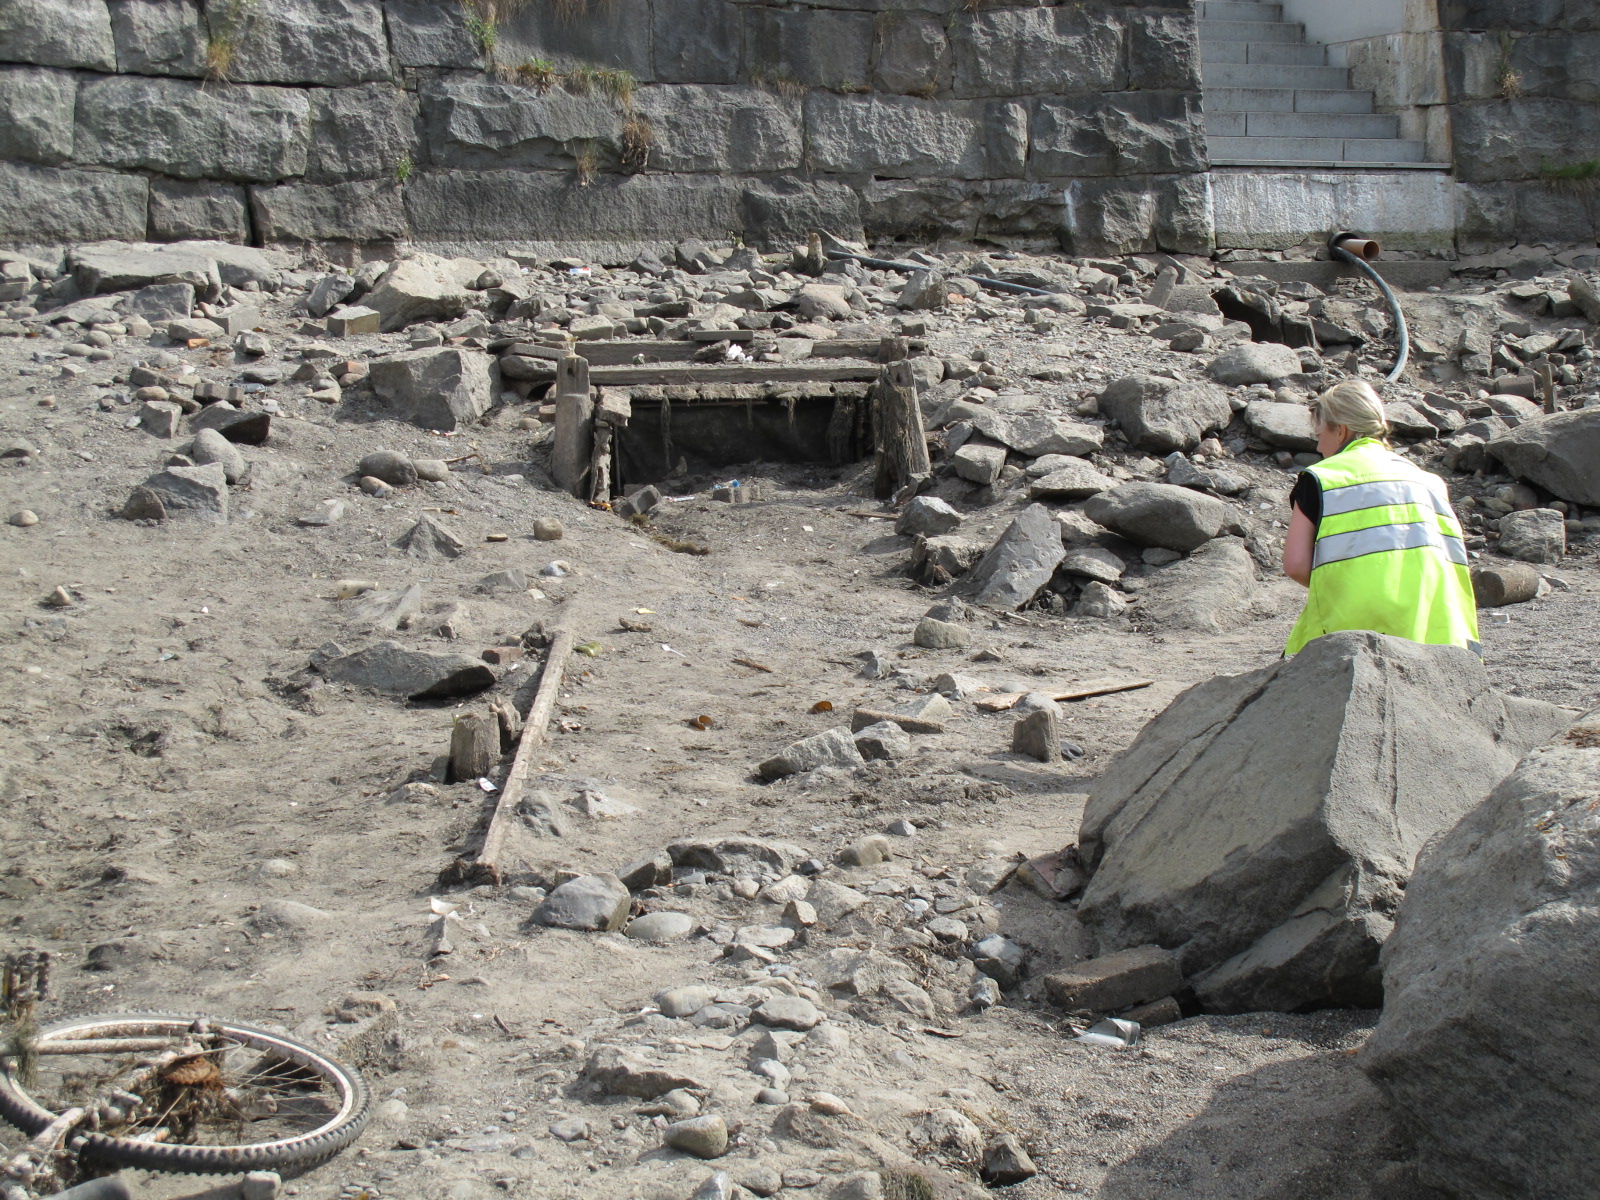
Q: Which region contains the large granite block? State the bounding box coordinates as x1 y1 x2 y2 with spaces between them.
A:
218 0 390 85
653 0 740 84
1062 173 1213 256
110 0 206 77
871 11 950 95
741 178 863 247
0 163 148 243
744 6 874 90
1451 98 1600 182
0 65 77 164
860 178 984 242
384 0 480 69
980 179 1069 247
308 83 417 183
149 179 251 243
952 7 1125 98
76 75 310 181
805 93 1025 179
1128 11 1200 92
0 0 116 71
496 0 654 81
422 79 623 171
251 179 409 243
1031 93 1207 178
634 85 802 174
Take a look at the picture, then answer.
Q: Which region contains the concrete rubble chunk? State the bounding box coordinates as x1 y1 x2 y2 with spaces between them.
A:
1027 460 1113 500
1098 374 1232 452
895 496 962 538
1208 343 1304 386
1360 711 1596 1200
321 640 495 700
1077 631 1575 1013
853 720 911 762
534 874 631 932
364 254 481 331
1084 482 1228 553
368 347 491 432
1043 945 1182 1013
966 503 1065 609
757 726 865 781
951 441 1005 486
124 462 228 524
1242 401 1318 451
1486 408 1600 506
1495 507 1565 564
1012 707 1062 763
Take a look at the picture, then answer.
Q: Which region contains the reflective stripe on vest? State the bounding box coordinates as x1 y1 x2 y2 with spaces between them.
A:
1313 520 1469 569
1319 477 1455 520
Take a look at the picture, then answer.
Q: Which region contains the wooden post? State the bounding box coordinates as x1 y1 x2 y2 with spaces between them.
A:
589 422 614 504
448 712 498 783
552 354 593 498
873 358 931 501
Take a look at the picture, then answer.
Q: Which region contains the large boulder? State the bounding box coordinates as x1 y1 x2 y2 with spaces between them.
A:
121 462 228 524
1083 482 1228 552
363 254 481 331
1132 536 1258 633
1361 711 1596 1200
1486 408 1600 506
1242 400 1318 451
1208 342 1303 386
965 503 1065 609
1097 374 1232 452
1494 507 1565 564
368 347 492 432
321 640 495 699
1076 632 1573 1013
968 408 1103 458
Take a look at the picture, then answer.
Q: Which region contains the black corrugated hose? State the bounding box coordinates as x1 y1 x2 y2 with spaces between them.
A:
1328 233 1410 383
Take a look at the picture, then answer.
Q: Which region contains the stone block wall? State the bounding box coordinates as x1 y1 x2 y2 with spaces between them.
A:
0 0 1210 257
1440 1 1600 253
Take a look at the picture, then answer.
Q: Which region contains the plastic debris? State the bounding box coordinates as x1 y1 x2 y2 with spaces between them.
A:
1074 1018 1141 1048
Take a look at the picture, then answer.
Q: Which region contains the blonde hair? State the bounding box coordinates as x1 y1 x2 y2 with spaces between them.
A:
1310 379 1389 440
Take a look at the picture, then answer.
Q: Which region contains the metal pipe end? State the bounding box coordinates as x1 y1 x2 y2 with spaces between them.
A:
1329 231 1382 260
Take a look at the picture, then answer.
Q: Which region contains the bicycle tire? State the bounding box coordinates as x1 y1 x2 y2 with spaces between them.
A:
0 1011 372 1175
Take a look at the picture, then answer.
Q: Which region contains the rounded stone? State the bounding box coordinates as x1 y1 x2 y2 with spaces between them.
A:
755 1088 789 1106
414 458 450 482
358 450 417 487
625 911 694 942
358 476 390 495
9 510 38 527
134 386 169 403
533 517 564 541
664 1114 728 1159
753 996 821 1031
657 985 717 1017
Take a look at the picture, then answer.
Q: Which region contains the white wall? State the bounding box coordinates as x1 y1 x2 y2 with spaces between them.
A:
1279 0 1433 45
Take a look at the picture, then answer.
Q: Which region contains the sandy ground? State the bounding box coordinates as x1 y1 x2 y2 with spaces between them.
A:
0 260 1595 1200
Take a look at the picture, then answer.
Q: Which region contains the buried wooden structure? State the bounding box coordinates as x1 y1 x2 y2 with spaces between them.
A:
545 339 932 503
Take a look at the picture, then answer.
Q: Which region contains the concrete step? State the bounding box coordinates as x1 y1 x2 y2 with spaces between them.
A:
1197 20 1306 43
1198 1 1284 21
1202 62 1351 89
1202 41 1329 66
1211 168 1457 256
1207 134 1430 164
1240 110 1400 138
1206 87 1378 114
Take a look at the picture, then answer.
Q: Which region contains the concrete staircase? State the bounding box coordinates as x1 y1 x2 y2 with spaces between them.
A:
1198 0 1446 168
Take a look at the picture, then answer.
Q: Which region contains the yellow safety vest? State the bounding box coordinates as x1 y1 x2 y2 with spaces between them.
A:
1285 438 1480 656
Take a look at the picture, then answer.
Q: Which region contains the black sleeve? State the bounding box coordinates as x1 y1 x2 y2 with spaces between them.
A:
1290 472 1322 530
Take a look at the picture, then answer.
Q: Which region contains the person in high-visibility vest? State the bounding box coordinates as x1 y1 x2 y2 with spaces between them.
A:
1282 380 1480 656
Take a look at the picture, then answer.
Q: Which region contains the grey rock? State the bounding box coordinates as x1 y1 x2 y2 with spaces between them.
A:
951 441 1005 485
1208 343 1305 386
147 179 250 243
476 569 528 595
689 1172 733 1200
854 720 911 762
656 985 716 1018
625 911 694 942
896 496 962 538
364 254 478 331
1027 460 1114 500
1073 580 1127 619
221 0 390 86
951 6 1123 98
250 179 408 243
898 269 947 310
322 640 495 700
125 462 228 523
967 503 1066 609
76 76 310 181
882 977 937 1018
139 400 183 438
758 727 865 781
0 164 148 244
1078 631 1575 1013
742 5 872 89
805 93 1024 180
582 1046 704 1099
667 837 808 877
0 0 116 70
1099 374 1232 452
634 84 801 174
738 1165 784 1199
494 0 653 79
1360 712 1596 1200
422 80 622 172
969 408 1104 457
1135 537 1258 633
188 403 270 445
384 0 479 68
969 975 1001 1009
753 996 821 1031
109 0 206 76
190 427 245 484
358 450 416 487
533 874 631 933
1167 453 1249 496
547 1117 588 1143
982 1133 1039 1185
368 347 491 432
653 0 739 83
1243 400 1319 452
395 514 465 559
1084 482 1228 552
664 1114 728 1160
308 82 414 184
346 584 423 634
308 274 356 319
1061 545 1124 583
70 242 216 295
1486 408 1600 506
872 10 948 93
1030 92 1206 177
1012 707 1062 763
618 850 673 892
1495 507 1566 563
125 282 195 324
0 65 77 164
913 616 969 649
806 879 870 929
971 935 1026 989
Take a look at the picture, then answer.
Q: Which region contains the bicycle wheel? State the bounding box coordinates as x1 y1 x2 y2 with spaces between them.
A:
0 1012 371 1175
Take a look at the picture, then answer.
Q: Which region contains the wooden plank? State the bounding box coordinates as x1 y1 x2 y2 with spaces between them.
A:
973 678 1154 712
589 362 881 386
452 629 578 885
851 708 947 734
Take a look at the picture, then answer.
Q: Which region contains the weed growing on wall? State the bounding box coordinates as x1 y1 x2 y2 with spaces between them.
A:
395 153 414 183
620 115 654 172
1540 159 1599 186
205 0 259 81
1495 33 1523 99
575 140 600 185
